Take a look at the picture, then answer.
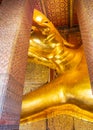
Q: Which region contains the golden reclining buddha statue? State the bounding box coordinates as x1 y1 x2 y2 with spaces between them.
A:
20 9 93 123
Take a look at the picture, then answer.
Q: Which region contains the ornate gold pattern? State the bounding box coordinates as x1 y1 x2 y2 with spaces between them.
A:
34 0 78 27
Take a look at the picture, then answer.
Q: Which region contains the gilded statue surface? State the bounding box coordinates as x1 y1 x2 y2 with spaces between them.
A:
20 9 93 123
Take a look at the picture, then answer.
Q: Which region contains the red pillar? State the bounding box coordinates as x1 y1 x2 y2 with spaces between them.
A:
0 0 34 129
76 0 93 91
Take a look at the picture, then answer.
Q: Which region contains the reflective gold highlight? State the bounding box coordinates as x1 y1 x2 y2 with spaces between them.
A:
20 9 93 123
